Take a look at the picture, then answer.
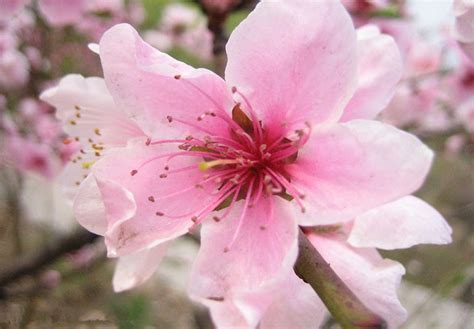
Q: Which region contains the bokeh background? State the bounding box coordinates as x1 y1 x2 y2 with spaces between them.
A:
0 0 473 328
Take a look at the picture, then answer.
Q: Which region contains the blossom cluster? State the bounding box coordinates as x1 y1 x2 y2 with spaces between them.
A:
1 0 471 328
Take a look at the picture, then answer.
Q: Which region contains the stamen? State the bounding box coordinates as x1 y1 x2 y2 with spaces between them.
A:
199 159 240 171
225 177 255 252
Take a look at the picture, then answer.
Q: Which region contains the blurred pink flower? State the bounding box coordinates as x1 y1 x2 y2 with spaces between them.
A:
0 0 25 21
457 97 474 133
5 135 58 178
42 0 451 326
454 0 474 61
150 3 213 61
445 134 466 155
37 0 87 27
405 38 442 77
0 49 29 89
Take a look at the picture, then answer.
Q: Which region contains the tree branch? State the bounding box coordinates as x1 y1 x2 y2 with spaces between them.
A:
0 229 98 289
294 229 387 329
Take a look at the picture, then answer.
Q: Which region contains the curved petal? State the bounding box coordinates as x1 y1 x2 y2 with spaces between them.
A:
348 196 452 249
287 120 433 225
189 197 298 327
89 140 221 256
99 24 234 140
341 25 402 121
225 0 357 133
73 174 107 235
310 234 407 329
259 274 326 329
200 272 326 329
113 243 168 292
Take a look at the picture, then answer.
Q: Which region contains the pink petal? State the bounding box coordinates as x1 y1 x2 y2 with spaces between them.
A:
99 24 233 139
310 234 407 329
259 273 326 329
341 25 402 121
287 120 433 225
73 174 107 235
41 75 144 199
113 243 168 292
348 196 452 249
189 197 298 327
225 0 357 133
201 272 326 329
89 140 220 256
40 75 144 146
95 176 137 236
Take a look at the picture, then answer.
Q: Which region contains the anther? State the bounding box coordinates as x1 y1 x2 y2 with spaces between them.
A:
212 216 220 222
223 247 229 253
159 174 168 178
260 225 266 230
148 196 155 202
164 166 169 171
94 128 102 136
231 86 237 93
130 169 138 176
174 74 181 79
145 138 151 146
166 115 173 123
155 211 164 216
191 216 198 223
69 120 77 125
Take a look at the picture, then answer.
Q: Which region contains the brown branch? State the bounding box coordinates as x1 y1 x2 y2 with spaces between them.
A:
0 229 98 291
294 230 387 329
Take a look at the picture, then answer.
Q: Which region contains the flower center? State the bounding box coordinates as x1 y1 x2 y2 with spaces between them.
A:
128 84 310 250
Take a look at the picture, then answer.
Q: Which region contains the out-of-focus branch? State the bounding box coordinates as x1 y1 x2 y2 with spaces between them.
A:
0 229 98 290
0 247 106 300
194 0 258 77
294 230 387 329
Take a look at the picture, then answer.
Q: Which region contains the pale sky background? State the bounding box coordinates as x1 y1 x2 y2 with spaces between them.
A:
408 0 454 38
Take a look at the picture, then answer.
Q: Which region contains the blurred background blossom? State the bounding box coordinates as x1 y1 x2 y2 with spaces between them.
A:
0 0 473 328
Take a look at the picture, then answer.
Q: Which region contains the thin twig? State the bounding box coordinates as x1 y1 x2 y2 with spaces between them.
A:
0 229 98 290
294 230 387 329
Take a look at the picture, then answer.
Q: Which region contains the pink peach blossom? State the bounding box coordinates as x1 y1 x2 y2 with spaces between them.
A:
43 0 451 326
